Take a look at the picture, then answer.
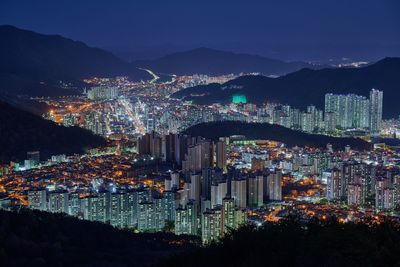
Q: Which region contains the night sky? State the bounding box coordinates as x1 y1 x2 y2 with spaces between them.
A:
1 0 399 61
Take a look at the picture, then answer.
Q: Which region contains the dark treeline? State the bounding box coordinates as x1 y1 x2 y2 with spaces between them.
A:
0 209 199 267
183 121 371 151
158 217 400 267
2 209 400 266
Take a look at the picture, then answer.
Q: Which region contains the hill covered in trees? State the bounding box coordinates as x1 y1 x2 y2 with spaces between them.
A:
158 217 400 267
0 209 198 267
183 121 371 150
0 101 106 163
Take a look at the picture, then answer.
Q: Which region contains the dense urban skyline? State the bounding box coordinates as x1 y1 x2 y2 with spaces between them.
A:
1 1 400 266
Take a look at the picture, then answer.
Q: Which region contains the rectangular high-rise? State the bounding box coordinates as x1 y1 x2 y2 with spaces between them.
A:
231 179 247 209
28 189 47 211
48 191 68 213
267 171 282 201
369 89 383 134
215 140 227 171
247 175 263 208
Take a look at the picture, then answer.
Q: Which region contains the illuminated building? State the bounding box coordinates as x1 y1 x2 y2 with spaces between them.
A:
231 94 247 104
48 191 68 213
370 89 383 134
231 178 247 209
125 190 138 227
267 170 282 201
137 196 166 232
138 201 156 231
327 168 342 200
247 175 263 208
28 189 47 211
146 112 155 133
153 197 166 231
63 113 77 127
324 112 336 133
110 192 127 228
133 188 153 225
347 184 363 206
375 180 386 210
175 206 189 235
216 140 227 171
175 200 198 235
182 140 212 172
384 188 396 210
84 112 103 135
202 208 222 243
87 86 118 100
68 192 81 217
165 177 172 191
234 208 247 227
301 112 313 133
211 181 227 208
222 197 235 232
83 192 110 223
163 190 176 221
190 173 201 203
170 171 180 189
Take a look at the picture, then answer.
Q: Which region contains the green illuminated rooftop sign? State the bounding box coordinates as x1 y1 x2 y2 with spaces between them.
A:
232 94 247 104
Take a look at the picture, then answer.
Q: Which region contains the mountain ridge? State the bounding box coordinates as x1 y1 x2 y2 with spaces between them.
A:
134 47 325 76
0 25 151 97
172 57 400 118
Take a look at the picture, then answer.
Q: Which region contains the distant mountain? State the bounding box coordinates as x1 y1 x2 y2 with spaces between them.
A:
0 209 197 267
183 121 370 150
172 57 400 118
0 25 151 97
0 101 106 163
134 47 323 76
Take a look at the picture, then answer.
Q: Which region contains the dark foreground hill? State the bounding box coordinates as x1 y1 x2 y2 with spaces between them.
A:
158 218 400 267
183 121 370 150
172 57 400 118
0 25 151 97
0 101 106 163
0 209 198 267
135 47 322 76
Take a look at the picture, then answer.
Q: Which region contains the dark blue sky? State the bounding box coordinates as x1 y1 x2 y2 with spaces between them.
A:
1 0 399 61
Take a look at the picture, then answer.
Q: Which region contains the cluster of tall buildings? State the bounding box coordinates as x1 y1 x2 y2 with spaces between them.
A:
155 89 383 137
270 89 383 134
84 112 104 135
324 89 383 134
26 133 284 243
137 132 227 171
28 187 176 232
326 161 400 210
87 86 119 100
136 132 283 242
169 168 281 243
269 104 324 133
55 83 384 140
150 88 382 136
26 167 283 244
